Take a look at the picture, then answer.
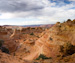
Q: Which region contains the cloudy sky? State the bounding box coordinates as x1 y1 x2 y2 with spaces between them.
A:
0 0 75 25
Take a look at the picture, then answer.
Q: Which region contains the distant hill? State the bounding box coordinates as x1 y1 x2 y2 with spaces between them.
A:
2 24 54 28
40 24 54 28
3 24 54 27
22 24 54 28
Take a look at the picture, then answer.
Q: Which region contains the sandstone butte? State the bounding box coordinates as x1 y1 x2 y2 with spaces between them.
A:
0 19 75 63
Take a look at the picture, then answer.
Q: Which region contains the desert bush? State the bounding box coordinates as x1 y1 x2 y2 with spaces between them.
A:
36 54 51 60
31 28 35 29
30 32 34 35
0 40 9 54
60 42 75 56
73 19 75 23
36 36 40 38
67 19 71 21
66 19 72 23
57 55 61 57
1 47 9 54
0 39 4 47
49 37 53 41
56 22 60 24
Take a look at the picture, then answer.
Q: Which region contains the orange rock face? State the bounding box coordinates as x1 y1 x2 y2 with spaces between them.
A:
24 20 75 62
1 20 75 63
0 26 45 63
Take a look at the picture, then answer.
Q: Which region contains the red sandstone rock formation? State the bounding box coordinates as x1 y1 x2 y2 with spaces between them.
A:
24 20 75 61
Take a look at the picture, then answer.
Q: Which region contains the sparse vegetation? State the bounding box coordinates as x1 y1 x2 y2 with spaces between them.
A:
36 54 51 60
56 22 60 24
1 47 9 54
49 57 52 59
23 40 25 41
30 32 34 35
36 36 40 38
67 19 71 22
60 42 75 56
32 28 35 29
73 19 75 23
0 39 9 54
57 55 61 57
50 37 53 41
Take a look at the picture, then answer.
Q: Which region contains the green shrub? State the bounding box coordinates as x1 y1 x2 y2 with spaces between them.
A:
36 54 50 60
57 55 61 57
67 19 71 22
31 28 35 29
1 47 9 54
73 19 75 23
0 39 4 47
60 42 75 56
30 32 34 35
49 57 52 59
50 37 53 41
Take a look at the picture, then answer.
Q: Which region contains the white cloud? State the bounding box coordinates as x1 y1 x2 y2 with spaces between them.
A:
0 13 14 19
0 0 75 25
68 0 75 1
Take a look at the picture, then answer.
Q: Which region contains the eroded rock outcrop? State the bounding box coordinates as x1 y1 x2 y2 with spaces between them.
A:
24 20 75 61
0 51 24 63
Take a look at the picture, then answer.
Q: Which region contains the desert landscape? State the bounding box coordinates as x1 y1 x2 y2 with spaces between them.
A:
0 0 75 63
0 19 75 63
